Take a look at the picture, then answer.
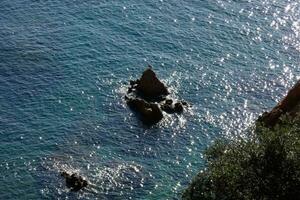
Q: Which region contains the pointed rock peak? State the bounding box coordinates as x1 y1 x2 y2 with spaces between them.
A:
137 67 169 99
141 67 156 79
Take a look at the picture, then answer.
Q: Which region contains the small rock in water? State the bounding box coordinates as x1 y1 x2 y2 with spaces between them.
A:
61 172 88 192
160 100 184 114
181 101 188 106
126 97 163 125
174 102 184 113
161 103 175 114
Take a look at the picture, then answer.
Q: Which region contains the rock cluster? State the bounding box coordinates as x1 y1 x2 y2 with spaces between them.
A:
125 66 188 125
258 80 300 127
61 172 88 192
160 99 186 114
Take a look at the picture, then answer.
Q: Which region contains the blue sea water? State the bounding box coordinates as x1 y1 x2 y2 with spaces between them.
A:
0 0 299 199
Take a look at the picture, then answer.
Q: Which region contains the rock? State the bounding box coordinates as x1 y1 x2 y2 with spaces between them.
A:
127 87 133 94
161 103 175 114
258 80 300 127
129 80 136 86
136 67 169 100
258 108 283 128
130 79 139 86
61 172 88 192
126 97 163 125
160 100 184 114
174 102 184 113
181 101 188 106
165 99 173 105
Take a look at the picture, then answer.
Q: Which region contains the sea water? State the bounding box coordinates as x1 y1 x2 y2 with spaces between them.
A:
0 0 299 199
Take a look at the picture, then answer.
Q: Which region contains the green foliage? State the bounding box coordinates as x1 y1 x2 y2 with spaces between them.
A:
183 117 300 200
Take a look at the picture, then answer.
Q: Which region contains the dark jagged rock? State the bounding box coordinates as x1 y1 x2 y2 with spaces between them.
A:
129 80 136 86
174 102 184 113
127 87 133 94
61 172 88 192
125 67 189 123
160 99 185 114
181 101 188 106
130 79 139 86
161 103 175 114
135 67 169 100
258 80 300 127
126 97 163 125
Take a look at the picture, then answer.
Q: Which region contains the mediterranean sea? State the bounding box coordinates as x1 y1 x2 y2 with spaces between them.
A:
0 0 299 199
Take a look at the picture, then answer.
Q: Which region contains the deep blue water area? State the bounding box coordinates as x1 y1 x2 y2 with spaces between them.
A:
0 0 299 199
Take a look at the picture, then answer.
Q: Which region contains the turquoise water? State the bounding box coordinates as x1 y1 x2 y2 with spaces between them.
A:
0 0 299 199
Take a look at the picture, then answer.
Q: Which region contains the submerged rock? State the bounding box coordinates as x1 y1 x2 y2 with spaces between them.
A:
61 172 88 192
126 97 163 125
258 80 300 127
135 66 169 100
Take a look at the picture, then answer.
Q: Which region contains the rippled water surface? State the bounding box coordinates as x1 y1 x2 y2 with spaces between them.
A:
0 0 299 199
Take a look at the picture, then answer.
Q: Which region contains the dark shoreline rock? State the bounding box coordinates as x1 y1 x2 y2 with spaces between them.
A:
258 80 300 127
183 79 300 200
61 172 88 192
